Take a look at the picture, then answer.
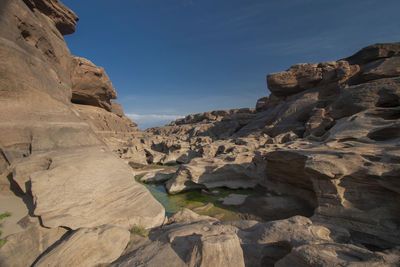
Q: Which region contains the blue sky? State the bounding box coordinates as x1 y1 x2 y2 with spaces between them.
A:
62 0 400 129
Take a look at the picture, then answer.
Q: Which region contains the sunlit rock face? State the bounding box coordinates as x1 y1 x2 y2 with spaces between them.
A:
0 0 163 266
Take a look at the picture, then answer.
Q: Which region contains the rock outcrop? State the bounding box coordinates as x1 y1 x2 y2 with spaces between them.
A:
1 0 399 265
0 0 163 266
70 56 117 111
34 225 130 267
111 42 400 266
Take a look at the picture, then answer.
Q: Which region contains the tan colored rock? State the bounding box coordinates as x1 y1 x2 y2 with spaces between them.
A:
166 156 260 194
23 0 79 35
0 216 67 267
361 56 400 81
140 168 177 183
73 104 137 133
112 216 333 267
35 225 130 267
346 42 400 64
30 147 165 230
190 233 245 267
0 3 165 266
255 96 269 112
168 208 218 224
70 56 117 111
111 220 245 267
267 61 358 97
110 101 125 117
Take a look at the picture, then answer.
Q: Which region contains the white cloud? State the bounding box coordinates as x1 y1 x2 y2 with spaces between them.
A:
126 113 184 129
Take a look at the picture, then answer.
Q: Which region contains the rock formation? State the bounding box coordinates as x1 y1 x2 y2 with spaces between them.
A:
0 0 163 266
108 42 400 266
0 0 399 266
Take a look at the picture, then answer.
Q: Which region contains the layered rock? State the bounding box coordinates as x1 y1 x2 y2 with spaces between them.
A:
113 42 400 264
23 0 79 35
1 0 399 265
70 56 117 111
34 225 130 267
112 215 400 267
0 0 163 266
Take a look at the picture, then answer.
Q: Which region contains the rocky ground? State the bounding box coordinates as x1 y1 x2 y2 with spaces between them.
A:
0 0 399 266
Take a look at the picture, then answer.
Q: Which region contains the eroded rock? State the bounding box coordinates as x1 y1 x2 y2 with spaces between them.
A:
34 225 130 267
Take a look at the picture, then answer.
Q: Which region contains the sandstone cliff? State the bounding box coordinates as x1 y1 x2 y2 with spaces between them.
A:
0 1 164 266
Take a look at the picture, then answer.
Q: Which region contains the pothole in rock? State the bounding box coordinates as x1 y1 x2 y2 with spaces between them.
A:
141 183 261 221
139 176 314 222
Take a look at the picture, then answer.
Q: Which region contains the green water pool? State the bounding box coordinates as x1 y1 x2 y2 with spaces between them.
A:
142 183 255 221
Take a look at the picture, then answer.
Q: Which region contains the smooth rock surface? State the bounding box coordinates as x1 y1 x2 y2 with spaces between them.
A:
30 147 165 230
70 56 117 111
34 225 130 267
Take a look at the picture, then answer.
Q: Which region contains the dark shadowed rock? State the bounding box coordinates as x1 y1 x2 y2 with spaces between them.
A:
346 42 400 65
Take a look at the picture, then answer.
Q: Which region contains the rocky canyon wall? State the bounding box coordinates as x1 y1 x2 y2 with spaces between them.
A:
0 1 164 266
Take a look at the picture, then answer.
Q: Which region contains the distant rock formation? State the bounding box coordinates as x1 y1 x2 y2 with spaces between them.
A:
112 42 400 266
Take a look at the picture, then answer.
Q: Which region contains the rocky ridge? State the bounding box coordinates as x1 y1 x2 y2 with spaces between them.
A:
105 42 400 266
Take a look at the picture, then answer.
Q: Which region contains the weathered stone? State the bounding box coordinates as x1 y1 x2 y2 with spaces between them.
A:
0 2 165 266
140 168 177 183
30 147 165 230
70 56 117 111
276 243 400 267
23 0 79 35
255 96 269 112
346 42 400 65
0 216 67 267
166 156 260 194
110 101 125 117
360 55 400 81
73 104 137 133
34 225 130 267
168 208 218 224
267 61 359 97
111 220 245 267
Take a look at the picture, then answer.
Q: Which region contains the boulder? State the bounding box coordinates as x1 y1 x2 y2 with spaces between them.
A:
267 61 358 97
166 156 260 194
73 104 137 133
168 208 218 224
70 56 117 111
276 243 400 267
110 101 125 117
0 216 67 267
30 147 165 230
34 225 130 267
360 55 400 81
23 0 79 35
